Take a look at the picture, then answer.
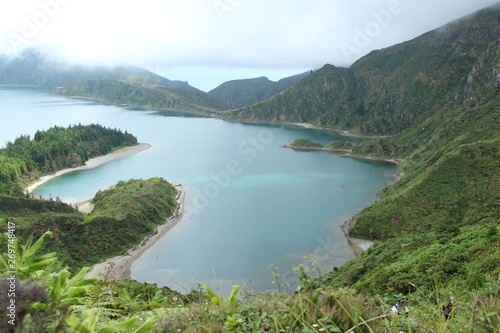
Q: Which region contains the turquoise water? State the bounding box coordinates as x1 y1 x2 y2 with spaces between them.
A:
0 86 396 292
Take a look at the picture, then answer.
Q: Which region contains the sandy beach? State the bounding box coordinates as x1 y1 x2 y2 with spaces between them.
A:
286 122 392 139
25 142 151 195
84 184 185 281
340 215 375 256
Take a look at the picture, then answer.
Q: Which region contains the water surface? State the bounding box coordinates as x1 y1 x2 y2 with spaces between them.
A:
0 86 396 292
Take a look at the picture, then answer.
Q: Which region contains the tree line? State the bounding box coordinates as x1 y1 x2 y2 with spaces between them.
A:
0 124 137 196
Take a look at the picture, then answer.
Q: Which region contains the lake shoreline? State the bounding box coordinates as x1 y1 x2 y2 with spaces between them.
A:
49 92 216 117
284 122 393 139
84 184 185 281
282 144 403 181
340 213 375 256
25 142 151 195
282 143 403 256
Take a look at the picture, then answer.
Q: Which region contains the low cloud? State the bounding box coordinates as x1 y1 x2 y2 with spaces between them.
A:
0 0 498 79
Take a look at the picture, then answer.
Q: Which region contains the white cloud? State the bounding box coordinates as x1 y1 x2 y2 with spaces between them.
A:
0 0 498 90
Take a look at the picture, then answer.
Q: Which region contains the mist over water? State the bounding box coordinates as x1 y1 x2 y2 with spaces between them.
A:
1 86 396 293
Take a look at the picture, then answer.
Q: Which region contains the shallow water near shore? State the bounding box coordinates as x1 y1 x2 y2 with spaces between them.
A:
1 86 396 293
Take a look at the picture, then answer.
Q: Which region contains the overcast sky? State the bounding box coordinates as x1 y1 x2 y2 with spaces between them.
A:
0 0 498 91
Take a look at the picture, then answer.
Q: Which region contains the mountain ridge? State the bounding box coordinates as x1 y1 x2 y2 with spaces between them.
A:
208 71 310 109
220 3 500 136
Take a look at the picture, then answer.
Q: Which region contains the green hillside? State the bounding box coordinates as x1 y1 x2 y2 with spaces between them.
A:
0 177 178 270
51 79 229 114
271 4 500 295
0 49 229 114
208 72 310 109
221 5 500 136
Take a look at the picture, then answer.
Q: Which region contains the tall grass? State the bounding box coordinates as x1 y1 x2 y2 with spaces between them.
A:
154 274 499 332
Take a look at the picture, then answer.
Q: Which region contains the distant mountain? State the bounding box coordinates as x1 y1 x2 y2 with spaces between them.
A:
0 49 195 90
222 4 500 136
208 71 310 109
51 79 228 113
0 49 229 113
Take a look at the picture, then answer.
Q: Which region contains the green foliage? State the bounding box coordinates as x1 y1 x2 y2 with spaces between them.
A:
351 139 402 158
0 124 137 195
0 231 57 280
2 233 499 331
65 310 155 333
0 178 179 270
327 140 353 150
1 8 499 331
288 139 325 149
0 231 180 332
317 18 500 296
324 224 500 294
349 140 499 240
202 284 241 308
90 178 177 222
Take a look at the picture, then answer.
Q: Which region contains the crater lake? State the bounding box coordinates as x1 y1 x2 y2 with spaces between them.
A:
0 86 396 292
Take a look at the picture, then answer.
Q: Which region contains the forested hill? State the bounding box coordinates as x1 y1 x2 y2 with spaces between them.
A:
0 124 137 195
221 4 500 136
208 71 310 109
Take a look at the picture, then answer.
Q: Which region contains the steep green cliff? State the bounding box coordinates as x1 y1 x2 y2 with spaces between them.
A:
222 5 500 136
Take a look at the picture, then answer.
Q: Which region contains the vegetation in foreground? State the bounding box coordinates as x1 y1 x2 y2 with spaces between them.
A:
1 233 498 332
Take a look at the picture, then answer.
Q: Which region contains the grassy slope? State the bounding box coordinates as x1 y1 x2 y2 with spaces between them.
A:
208 72 309 109
221 5 500 136
51 79 228 114
0 178 178 269
321 35 500 293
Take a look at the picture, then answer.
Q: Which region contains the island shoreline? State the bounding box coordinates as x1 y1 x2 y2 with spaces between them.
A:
25 142 151 194
84 184 185 281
